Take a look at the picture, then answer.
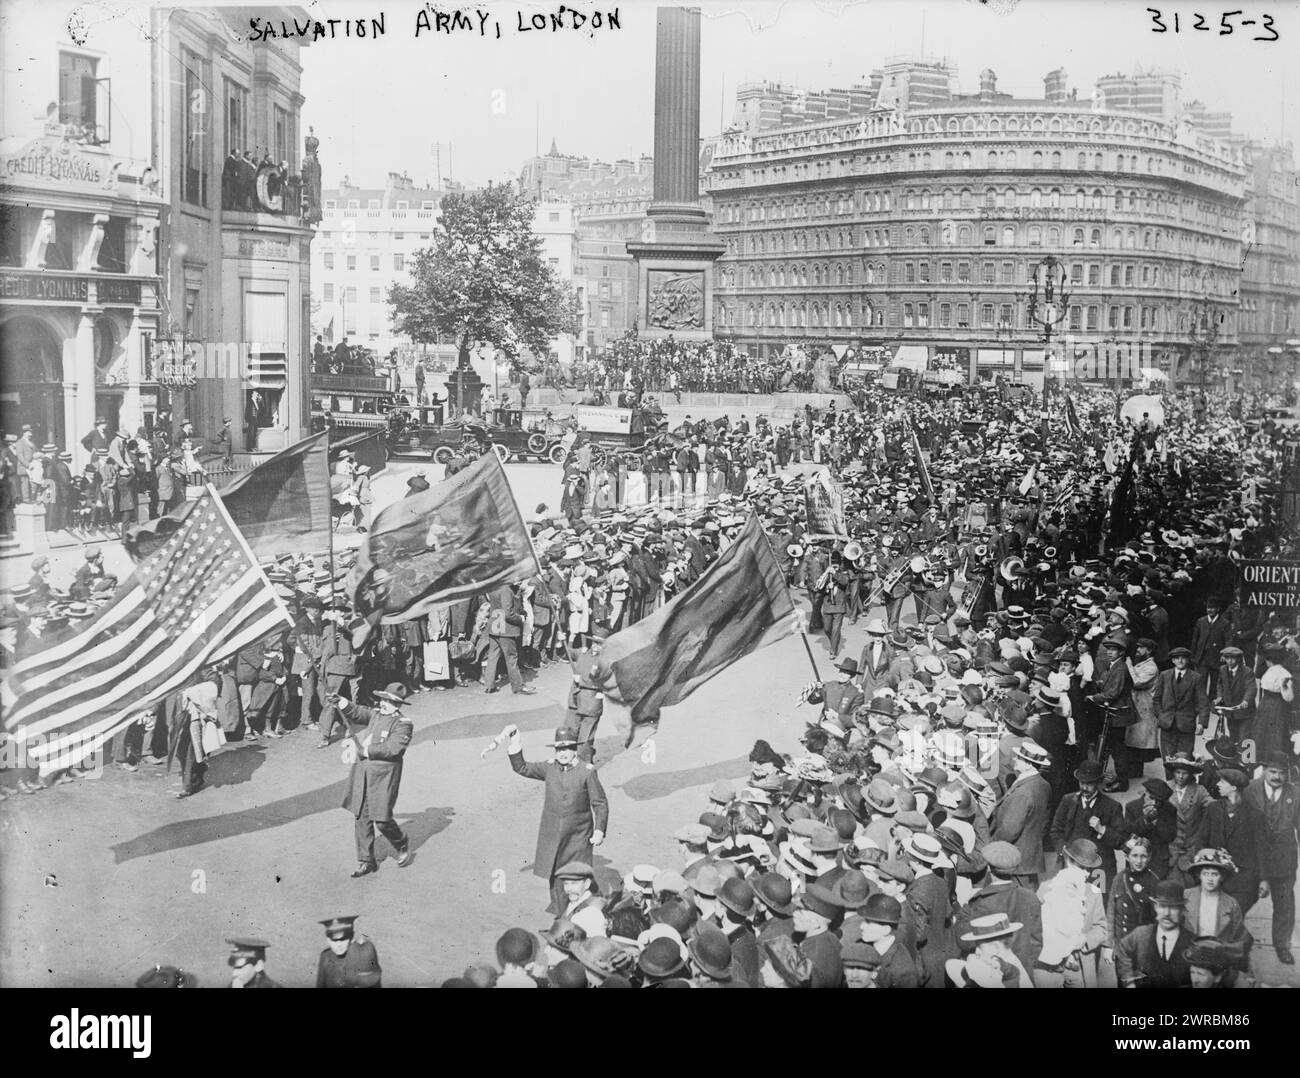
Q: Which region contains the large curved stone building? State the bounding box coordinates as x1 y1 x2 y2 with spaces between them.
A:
707 65 1273 390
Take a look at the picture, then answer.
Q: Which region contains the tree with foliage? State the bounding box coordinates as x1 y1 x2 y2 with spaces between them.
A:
388 183 581 363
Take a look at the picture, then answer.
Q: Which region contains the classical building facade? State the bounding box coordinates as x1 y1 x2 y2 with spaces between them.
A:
1238 143 1300 392
706 65 1288 389
153 6 317 454
0 1 164 459
314 174 444 357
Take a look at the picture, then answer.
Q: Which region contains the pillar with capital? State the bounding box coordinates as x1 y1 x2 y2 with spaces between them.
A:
626 6 725 344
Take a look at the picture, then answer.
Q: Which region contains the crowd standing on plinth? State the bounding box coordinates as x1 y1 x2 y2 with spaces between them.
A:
3 361 1300 987
543 332 840 397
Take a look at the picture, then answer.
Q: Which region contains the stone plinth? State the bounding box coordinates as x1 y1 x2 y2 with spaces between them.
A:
629 6 724 343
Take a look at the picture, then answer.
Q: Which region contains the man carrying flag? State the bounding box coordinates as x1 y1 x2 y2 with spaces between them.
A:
906 418 934 504
595 513 796 738
1 489 293 775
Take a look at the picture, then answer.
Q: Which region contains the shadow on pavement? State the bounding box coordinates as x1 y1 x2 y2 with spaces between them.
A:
205 743 268 789
376 805 457 865
614 754 753 802
109 777 352 864
423 703 562 742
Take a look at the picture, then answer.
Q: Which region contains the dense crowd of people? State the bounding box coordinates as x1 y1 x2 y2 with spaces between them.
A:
3 370 1299 986
545 333 841 396
0 414 231 544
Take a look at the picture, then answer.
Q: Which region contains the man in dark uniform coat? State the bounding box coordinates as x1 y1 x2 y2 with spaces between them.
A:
316 916 382 987
805 656 863 730
333 682 414 877
227 938 280 988
505 724 609 913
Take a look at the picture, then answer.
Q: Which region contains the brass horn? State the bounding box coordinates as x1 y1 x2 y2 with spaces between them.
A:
843 540 865 564
999 555 1026 584
973 543 988 558
1043 545 1058 560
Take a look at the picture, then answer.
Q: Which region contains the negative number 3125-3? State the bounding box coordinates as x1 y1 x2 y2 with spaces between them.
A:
1148 9 1278 39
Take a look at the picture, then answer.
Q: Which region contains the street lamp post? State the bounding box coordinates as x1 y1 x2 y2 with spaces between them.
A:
1028 255 1070 445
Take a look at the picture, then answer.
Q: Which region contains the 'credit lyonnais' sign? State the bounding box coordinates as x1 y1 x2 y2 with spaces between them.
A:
1238 561 1300 609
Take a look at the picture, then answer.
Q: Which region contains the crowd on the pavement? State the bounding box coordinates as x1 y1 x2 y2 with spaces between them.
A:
545 333 837 396
0 412 233 543
4 369 1300 986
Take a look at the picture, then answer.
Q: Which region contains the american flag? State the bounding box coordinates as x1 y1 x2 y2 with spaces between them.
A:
1048 472 1078 516
1 489 293 774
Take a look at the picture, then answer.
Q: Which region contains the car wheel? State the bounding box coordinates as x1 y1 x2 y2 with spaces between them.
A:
548 443 568 465
433 446 453 465
493 443 510 463
526 432 548 455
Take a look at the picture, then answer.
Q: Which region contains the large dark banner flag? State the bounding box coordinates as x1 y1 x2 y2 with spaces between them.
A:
597 514 796 726
125 432 332 561
1 489 293 774
346 451 539 635
804 471 848 539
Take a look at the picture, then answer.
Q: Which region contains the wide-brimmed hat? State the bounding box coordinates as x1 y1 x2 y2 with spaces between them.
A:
539 917 587 955
864 617 890 636
945 954 1006 988
1189 848 1236 876
372 682 410 706
547 727 580 748
572 937 631 981
1164 752 1202 773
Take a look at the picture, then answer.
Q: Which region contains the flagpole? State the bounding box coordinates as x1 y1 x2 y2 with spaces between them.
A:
799 632 823 681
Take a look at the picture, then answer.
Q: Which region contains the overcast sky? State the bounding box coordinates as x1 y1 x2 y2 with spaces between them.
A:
288 0 1300 187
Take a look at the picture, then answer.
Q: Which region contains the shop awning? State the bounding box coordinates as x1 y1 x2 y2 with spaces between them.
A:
892 345 928 372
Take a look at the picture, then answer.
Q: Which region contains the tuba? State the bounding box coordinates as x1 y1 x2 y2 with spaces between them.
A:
843 540 865 565
998 555 1025 584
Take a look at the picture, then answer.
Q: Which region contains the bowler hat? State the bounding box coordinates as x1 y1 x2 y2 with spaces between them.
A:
1063 838 1102 870
752 872 795 917
861 893 902 926
1152 880 1186 907
1073 760 1104 783
717 878 756 919
638 936 686 979
687 928 733 981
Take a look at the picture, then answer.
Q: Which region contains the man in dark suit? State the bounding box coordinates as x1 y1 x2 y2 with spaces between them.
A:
1244 751 1300 964
1190 597 1233 699
1114 880 1196 987
333 682 414 877
819 562 850 659
1150 646 1210 759
317 610 358 747
990 741 1054 884
1051 758 1128 891
506 724 609 913
483 582 534 695
1087 633 1135 792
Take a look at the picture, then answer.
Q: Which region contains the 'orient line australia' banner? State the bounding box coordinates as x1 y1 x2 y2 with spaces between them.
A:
1238 561 1300 609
